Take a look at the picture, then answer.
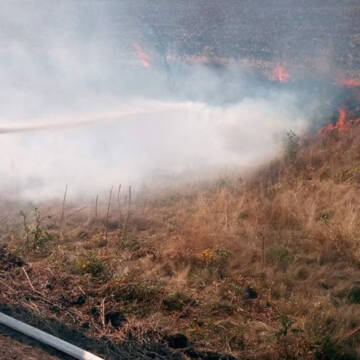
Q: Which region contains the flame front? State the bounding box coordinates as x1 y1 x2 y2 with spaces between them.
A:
134 43 151 68
319 108 348 133
273 64 291 83
337 108 347 129
336 76 360 88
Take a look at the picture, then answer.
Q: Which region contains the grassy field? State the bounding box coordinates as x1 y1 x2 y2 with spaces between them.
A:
2 124 360 359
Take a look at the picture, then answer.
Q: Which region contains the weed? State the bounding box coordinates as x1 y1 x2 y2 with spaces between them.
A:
207 301 236 316
219 279 245 302
120 234 140 251
318 211 333 224
276 314 296 337
91 233 107 248
194 248 230 279
163 292 195 312
314 336 354 360
267 245 294 271
198 248 216 265
73 252 109 279
237 210 250 221
111 281 165 315
24 208 52 253
274 314 305 359
215 248 231 259
335 165 360 183
347 287 360 304
19 210 29 245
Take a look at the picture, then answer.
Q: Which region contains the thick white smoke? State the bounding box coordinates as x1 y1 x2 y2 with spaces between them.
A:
0 96 307 198
0 1 312 199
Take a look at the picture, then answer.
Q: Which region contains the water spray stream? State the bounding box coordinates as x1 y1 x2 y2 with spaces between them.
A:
0 102 197 134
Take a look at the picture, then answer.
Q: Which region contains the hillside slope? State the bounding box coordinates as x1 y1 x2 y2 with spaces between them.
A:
2 125 360 359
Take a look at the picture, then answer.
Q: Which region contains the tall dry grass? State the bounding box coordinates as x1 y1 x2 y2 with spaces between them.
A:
3 125 360 358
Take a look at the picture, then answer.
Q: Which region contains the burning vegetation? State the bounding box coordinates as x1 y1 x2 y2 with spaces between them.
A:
320 81 360 133
272 65 291 83
1 1 360 360
134 43 151 68
2 118 360 359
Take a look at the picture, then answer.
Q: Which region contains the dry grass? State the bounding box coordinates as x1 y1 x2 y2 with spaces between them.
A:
2 124 360 359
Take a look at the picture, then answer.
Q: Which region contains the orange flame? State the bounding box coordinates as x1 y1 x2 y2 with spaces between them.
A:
319 108 348 134
273 65 291 83
134 43 151 68
336 76 360 88
337 108 347 129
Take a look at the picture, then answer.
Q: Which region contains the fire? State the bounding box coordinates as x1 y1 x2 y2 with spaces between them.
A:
337 108 347 129
319 108 348 133
273 64 291 83
134 43 151 68
336 76 360 88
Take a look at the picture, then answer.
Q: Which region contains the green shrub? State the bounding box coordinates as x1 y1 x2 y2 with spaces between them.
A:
347 287 360 304
113 281 165 308
335 165 360 183
219 279 250 302
23 208 52 253
267 245 294 271
163 292 195 312
284 130 300 163
120 235 140 251
207 301 235 316
73 252 108 279
318 211 333 224
314 336 354 360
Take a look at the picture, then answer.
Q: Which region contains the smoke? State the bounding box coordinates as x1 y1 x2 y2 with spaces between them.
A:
0 95 307 198
0 1 349 199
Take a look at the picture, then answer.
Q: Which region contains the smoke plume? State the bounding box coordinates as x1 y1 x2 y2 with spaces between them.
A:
0 1 352 198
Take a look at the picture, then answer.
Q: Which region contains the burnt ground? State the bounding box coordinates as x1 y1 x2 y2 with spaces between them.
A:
0 244 183 360
0 224 241 360
0 309 236 360
0 328 69 360
136 1 360 78
0 302 194 360
0 289 235 360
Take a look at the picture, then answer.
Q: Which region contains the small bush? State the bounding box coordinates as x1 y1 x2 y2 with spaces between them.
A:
73 252 108 279
284 130 300 163
22 208 53 254
163 292 195 312
314 336 354 360
207 301 235 316
197 249 216 265
335 165 360 183
112 281 165 312
267 245 294 271
318 211 333 224
347 287 360 304
29 224 52 252
195 248 230 279
120 235 141 251
237 210 251 221
219 280 257 302
91 233 108 248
